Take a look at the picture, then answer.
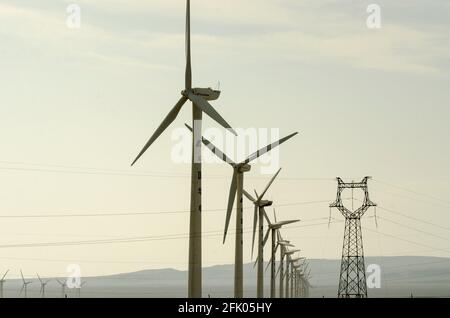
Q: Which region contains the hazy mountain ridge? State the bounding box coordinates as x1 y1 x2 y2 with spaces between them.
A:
2 256 449 298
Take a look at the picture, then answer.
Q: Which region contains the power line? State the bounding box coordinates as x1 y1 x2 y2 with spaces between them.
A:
353 198 450 232
0 164 334 181
377 216 450 243
373 179 450 206
0 220 342 250
0 199 335 218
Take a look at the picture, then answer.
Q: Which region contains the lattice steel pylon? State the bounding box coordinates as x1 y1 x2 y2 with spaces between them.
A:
330 177 376 298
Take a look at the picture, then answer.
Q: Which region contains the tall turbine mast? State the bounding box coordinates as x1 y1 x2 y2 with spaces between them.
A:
330 177 376 298
131 0 236 298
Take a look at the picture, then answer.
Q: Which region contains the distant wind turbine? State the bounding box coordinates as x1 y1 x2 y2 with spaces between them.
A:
283 249 300 298
56 278 67 298
243 168 282 298
37 274 51 298
262 209 299 298
130 0 236 298
19 270 32 298
0 270 9 298
185 124 298 298
289 256 304 298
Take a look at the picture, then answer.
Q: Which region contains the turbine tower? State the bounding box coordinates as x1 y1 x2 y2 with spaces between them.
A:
185 124 297 298
243 168 282 298
263 209 299 298
330 177 376 298
37 274 51 298
19 270 32 298
0 270 9 298
130 0 236 298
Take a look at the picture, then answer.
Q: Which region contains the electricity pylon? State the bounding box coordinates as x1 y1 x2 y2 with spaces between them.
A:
330 177 376 298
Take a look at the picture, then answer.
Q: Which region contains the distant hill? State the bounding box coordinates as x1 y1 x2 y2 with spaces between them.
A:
2 256 449 298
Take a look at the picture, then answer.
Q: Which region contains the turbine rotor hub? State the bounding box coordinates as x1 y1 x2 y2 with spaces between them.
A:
238 164 251 173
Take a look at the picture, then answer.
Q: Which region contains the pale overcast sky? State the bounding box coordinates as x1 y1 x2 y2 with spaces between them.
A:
0 0 449 279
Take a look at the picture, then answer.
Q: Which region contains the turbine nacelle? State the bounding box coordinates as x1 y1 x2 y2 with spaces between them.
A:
238 164 251 173
259 200 273 207
182 88 221 101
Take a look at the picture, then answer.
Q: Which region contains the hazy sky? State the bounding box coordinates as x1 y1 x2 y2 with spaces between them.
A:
0 0 449 280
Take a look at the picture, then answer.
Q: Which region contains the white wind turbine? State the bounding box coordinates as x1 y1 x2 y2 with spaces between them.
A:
56 278 67 298
19 270 32 298
37 274 51 298
130 0 236 298
262 209 299 298
0 270 9 298
185 124 298 298
243 168 282 298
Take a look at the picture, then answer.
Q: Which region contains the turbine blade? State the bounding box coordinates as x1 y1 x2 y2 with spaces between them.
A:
263 208 271 226
20 270 25 283
253 256 258 269
273 209 278 223
258 168 282 200
37 274 42 283
223 170 237 243
263 228 270 247
243 132 298 165
185 0 192 89
185 124 235 165
265 254 274 272
276 263 281 278
251 205 258 258
278 220 300 227
187 92 237 136
242 189 256 203
131 96 188 166
1 269 9 281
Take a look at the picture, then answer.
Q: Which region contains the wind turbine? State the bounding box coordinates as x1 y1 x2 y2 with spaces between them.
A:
185 124 298 298
243 168 282 298
56 278 67 298
37 274 51 298
274 230 293 298
0 270 9 298
262 209 299 298
130 0 236 298
19 270 32 298
283 249 300 298
289 256 304 298
292 263 303 298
